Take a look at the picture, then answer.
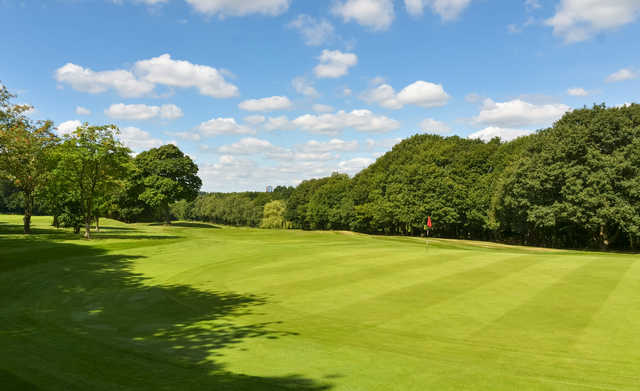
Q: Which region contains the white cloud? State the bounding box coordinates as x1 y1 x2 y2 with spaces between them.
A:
332 0 395 31
288 14 335 46
238 96 293 112
290 109 400 135
57 120 82 136
264 116 297 131
199 142 378 191
362 83 401 109
134 53 238 98
343 87 353 96
199 155 339 192
197 117 255 137
185 0 290 17
473 98 571 128
546 0 640 43
467 127 532 142
419 118 451 134
215 138 338 162
244 115 266 125
159 104 184 119
312 104 334 113
405 0 473 20
119 126 164 151
292 76 319 97
171 131 202 142
337 157 374 175
298 139 359 153
106 103 158 120
397 81 450 107
104 103 183 120
55 63 154 98
217 137 282 155
567 87 589 96
56 54 238 99
362 80 450 109
314 50 358 78
75 106 91 115
606 68 638 83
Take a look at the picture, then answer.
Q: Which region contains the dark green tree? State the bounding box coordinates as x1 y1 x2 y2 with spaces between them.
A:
135 144 202 225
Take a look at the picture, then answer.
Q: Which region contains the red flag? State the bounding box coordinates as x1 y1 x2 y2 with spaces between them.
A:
427 216 432 228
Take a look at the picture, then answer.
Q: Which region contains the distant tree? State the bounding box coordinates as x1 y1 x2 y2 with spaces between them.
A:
134 144 201 225
260 200 287 229
0 83 57 233
307 173 352 230
57 124 131 238
170 199 193 221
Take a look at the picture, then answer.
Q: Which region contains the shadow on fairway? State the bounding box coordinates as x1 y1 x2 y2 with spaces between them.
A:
0 223 182 242
0 233 332 390
151 222 222 229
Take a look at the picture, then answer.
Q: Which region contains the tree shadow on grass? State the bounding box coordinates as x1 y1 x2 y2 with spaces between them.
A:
0 223 182 242
150 222 222 229
0 234 333 390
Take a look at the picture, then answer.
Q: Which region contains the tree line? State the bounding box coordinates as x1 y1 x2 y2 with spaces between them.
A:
0 84 201 237
181 103 640 250
3 81 639 250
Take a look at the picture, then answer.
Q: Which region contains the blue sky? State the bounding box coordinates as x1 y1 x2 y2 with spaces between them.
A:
2 0 639 191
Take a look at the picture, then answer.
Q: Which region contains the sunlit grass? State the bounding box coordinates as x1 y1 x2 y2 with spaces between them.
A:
1 215 638 390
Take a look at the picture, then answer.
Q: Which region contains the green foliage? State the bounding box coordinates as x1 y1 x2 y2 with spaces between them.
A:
493 104 640 249
170 199 193 221
191 193 263 227
260 200 288 229
134 144 201 224
56 123 132 238
348 135 506 237
0 83 57 233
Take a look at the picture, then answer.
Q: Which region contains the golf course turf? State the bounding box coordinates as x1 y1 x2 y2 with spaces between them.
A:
1 215 639 390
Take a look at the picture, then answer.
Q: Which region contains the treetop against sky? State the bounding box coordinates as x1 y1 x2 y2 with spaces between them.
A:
2 0 639 191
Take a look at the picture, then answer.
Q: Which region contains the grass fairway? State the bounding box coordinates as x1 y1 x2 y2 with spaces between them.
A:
1 215 639 390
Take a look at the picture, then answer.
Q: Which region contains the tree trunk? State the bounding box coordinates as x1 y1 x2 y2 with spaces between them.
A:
164 203 171 225
52 215 60 229
84 198 93 239
599 224 609 250
74 224 81 234
95 216 100 232
23 213 31 234
23 193 33 234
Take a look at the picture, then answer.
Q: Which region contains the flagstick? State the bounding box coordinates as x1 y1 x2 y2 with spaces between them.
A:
426 229 429 250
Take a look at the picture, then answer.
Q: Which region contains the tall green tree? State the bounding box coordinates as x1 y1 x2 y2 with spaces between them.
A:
57 124 131 238
493 104 640 249
0 84 57 233
135 144 201 224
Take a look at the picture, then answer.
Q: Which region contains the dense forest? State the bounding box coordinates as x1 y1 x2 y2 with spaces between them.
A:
2 80 639 250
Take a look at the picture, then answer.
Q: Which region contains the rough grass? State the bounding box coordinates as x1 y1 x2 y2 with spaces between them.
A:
1 215 639 390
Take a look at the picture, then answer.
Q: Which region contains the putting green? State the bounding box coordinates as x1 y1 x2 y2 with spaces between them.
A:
1 215 639 390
